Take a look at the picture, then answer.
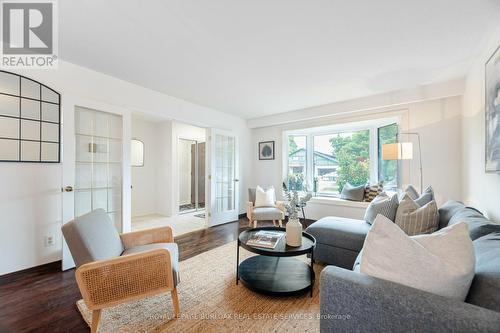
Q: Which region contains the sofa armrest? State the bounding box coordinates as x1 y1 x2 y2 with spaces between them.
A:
76 249 174 310
246 201 254 221
120 226 173 249
320 266 500 333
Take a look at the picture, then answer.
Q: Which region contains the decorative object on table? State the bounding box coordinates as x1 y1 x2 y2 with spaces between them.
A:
382 132 423 193
363 192 399 224
0 71 61 163
364 181 384 202
131 139 144 167
258 141 275 160
247 187 285 228
356 215 474 300
246 230 284 249
395 193 439 236
340 182 366 202
282 183 312 247
485 44 500 173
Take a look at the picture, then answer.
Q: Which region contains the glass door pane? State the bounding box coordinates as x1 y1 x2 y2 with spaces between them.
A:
214 133 235 213
74 107 123 231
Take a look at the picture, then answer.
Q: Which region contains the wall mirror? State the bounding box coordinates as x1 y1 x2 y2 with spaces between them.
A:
131 139 144 167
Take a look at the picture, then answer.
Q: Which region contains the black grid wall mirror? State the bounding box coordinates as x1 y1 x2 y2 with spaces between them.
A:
0 70 61 163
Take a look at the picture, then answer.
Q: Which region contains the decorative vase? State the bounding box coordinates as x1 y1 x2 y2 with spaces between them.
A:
286 218 303 247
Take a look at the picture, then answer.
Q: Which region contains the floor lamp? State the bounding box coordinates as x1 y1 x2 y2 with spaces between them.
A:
381 132 423 194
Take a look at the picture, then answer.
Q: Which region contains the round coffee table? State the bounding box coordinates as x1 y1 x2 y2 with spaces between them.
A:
236 227 316 297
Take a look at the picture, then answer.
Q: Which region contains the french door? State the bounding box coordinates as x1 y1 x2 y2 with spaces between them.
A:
62 105 124 270
206 128 239 226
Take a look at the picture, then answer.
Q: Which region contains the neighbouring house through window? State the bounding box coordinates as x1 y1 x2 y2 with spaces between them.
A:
285 119 399 197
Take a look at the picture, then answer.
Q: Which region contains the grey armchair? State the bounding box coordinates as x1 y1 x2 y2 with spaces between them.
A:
246 187 285 228
62 209 180 333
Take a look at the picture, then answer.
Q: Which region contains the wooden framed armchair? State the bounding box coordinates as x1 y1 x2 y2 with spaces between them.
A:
247 187 286 228
62 209 180 333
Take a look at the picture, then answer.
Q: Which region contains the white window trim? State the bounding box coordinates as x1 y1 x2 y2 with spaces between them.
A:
283 117 399 197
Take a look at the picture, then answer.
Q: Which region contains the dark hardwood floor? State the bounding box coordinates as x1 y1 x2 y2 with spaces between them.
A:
0 218 313 332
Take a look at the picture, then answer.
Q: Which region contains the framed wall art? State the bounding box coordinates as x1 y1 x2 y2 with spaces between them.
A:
259 141 275 160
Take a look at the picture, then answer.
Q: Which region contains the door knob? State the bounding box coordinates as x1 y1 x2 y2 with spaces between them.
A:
234 179 239 182
62 186 74 192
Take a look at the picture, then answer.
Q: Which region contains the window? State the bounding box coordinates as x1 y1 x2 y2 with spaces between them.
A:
287 135 307 190
286 120 398 197
378 123 398 190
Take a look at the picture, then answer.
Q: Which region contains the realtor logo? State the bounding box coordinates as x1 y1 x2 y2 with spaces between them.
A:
1 0 58 68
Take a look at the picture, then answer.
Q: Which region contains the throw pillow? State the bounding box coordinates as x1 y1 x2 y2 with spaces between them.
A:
415 186 434 206
340 183 366 202
363 192 399 224
254 185 276 207
364 181 384 202
405 185 420 200
402 185 434 206
395 194 439 236
358 215 475 301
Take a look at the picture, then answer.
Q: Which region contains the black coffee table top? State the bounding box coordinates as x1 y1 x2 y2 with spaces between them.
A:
239 227 315 257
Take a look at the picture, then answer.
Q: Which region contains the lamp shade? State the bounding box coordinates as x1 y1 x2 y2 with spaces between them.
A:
382 142 413 160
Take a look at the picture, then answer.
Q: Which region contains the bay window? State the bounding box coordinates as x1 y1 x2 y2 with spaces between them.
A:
285 120 398 196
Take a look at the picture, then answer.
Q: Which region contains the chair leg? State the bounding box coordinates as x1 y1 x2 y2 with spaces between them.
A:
91 309 101 333
272 220 276 226
253 220 257 228
278 220 283 227
171 287 180 318
248 219 252 227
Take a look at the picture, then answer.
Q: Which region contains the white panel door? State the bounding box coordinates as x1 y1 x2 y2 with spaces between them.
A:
206 128 239 226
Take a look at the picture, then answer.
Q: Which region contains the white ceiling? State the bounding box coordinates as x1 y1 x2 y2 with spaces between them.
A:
60 1 500 119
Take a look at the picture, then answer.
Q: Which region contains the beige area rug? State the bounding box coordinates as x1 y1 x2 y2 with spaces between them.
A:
77 241 322 332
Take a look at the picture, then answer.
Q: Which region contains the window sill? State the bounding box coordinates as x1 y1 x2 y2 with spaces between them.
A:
309 196 370 208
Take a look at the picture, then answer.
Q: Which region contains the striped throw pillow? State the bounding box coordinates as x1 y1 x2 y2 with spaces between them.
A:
363 193 399 224
395 194 439 236
364 182 384 202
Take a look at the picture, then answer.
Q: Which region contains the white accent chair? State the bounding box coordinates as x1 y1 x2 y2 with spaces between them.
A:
246 187 286 228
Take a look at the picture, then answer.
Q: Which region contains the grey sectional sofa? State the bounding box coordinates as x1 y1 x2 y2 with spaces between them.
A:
306 201 500 332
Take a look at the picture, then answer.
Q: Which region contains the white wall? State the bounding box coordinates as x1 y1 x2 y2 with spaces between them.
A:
131 117 161 217
250 93 463 220
0 61 250 275
462 30 500 222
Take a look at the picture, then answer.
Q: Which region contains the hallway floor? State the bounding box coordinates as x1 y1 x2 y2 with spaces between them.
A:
131 212 207 236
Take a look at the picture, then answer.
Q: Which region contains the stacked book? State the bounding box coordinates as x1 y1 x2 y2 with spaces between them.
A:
246 230 284 249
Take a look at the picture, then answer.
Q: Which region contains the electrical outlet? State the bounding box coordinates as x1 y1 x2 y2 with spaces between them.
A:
45 235 55 247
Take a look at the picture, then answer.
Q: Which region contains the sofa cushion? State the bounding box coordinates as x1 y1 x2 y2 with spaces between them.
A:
305 217 370 252
448 208 500 240
466 232 500 312
363 193 399 224
254 185 276 207
61 209 124 267
438 200 465 229
249 186 276 205
358 215 475 301
340 183 366 202
252 207 284 220
363 181 383 202
395 194 439 236
122 242 180 286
